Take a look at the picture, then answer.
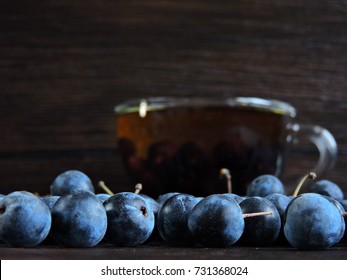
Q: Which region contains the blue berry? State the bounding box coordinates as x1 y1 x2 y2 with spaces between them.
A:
140 194 160 214
246 174 285 197
284 193 345 249
309 180 344 201
0 191 51 247
339 199 347 238
51 170 95 196
221 193 246 204
103 192 155 246
157 192 180 208
96 193 111 203
239 196 281 246
322 195 345 214
157 193 200 245
265 193 293 221
50 191 107 247
40 195 60 210
188 194 244 247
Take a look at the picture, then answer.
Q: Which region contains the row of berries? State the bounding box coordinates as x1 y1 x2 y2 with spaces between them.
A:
0 170 345 249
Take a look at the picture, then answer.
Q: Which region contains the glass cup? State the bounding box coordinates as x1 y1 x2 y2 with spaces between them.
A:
114 96 337 197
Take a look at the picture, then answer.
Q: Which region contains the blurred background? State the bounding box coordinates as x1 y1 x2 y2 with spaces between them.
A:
0 0 346 196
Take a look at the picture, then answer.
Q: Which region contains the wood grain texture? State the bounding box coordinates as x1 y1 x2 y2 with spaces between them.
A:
0 0 347 196
1 240 347 260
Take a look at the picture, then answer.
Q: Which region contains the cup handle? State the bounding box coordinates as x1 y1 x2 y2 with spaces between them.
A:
288 123 338 176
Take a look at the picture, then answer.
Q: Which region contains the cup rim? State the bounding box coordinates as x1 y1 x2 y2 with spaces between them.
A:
114 96 296 117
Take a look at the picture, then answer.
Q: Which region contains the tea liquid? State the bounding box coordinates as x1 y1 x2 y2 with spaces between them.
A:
116 106 293 197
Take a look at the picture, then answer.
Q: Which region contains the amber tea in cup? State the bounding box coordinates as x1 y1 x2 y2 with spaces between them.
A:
115 97 336 197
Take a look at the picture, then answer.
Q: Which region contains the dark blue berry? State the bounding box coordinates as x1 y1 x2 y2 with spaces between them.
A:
188 194 244 247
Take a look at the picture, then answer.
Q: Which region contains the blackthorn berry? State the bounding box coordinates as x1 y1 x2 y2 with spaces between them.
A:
157 193 200 245
0 191 51 247
246 174 285 197
239 196 281 246
51 170 95 196
188 194 244 247
284 193 345 249
50 191 107 247
40 195 60 210
309 180 344 201
265 193 293 221
104 192 155 246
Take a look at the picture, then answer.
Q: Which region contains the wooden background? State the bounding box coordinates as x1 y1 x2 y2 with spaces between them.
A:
1 0 347 196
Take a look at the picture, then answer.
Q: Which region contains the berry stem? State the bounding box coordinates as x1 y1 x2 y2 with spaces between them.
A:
342 212 347 217
242 212 272 218
220 168 232 194
292 172 317 197
134 183 143 194
98 181 114 195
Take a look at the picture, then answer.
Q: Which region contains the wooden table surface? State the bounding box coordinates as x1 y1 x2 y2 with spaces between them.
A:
1 240 347 260
1 0 347 260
